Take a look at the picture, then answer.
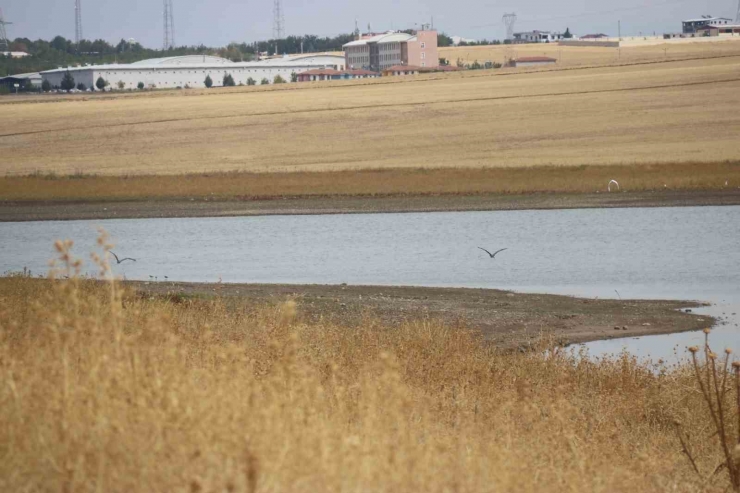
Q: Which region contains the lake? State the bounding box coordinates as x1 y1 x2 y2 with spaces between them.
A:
1 206 738 362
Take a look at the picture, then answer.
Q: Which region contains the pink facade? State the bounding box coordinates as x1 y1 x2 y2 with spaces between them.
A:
405 31 439 68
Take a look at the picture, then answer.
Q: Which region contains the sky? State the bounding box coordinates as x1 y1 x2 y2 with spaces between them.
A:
2 0 737 49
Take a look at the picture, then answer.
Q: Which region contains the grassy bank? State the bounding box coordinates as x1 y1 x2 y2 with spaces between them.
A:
2 162 739 203
0 242 738 492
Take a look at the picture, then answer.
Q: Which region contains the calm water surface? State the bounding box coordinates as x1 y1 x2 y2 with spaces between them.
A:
1 206 738 362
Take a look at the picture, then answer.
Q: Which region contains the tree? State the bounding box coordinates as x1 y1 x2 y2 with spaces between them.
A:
222 73 235 86
437 33 453 47
247 77 256 86
563 27 573 39
137 81 145 90
205 74 213 88
60 71 76 91
76 82 86 91
290 71 298 83
260 77 270 85
273 75 286 84
117 80 125 90
41 79 51 92
96 77 107 90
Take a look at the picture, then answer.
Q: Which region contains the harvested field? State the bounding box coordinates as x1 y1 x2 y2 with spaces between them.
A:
1 56 740 177
440 37 740 67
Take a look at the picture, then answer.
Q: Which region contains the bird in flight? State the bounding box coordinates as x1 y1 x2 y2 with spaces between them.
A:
478 247 507 259
110 251 136 264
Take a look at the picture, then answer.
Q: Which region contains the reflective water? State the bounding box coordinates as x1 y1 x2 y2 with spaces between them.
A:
1 206 738 362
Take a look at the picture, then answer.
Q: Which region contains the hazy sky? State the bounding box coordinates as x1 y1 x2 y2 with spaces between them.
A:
3 0 736 48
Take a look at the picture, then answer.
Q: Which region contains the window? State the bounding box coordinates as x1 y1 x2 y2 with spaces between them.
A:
421 42 426 49
421 52 425 59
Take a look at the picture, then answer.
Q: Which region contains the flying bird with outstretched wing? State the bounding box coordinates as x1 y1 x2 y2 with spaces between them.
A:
478 247 507 259
110 251 136 264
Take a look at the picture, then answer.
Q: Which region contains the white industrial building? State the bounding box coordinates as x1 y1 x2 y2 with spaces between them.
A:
40 53 346 90
513 31 565 43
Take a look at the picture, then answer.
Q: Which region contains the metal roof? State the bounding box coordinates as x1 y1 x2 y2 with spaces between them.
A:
343 32 415 47
0 72 41 81
683 17 733 22
39 55 345 75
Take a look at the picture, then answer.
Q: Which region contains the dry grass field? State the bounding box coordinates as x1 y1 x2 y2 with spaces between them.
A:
2 162 739 202
440 37 740 67
0 241 738 492
1 52 740 181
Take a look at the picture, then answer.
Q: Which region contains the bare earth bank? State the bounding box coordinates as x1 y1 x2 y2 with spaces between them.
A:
2 189 740 222
130 281 711 349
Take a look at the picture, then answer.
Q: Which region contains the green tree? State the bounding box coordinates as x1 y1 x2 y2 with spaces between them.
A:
41 79 51 92
205 74 213 88
137 81 145 90
60 71 76 91
117 80 125 90
563 27 573 39
76 82 86 91
222 73 235 86
437 33 453 47
273 75 286 84
290 71 298 83
260 77 270 85
95 76 107 90
247 77 256 86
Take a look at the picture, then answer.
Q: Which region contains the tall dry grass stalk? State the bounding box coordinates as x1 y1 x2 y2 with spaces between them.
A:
674 330 740 490
0 240 737 492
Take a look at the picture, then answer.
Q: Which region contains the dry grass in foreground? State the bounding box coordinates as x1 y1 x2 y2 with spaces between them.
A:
0 240 738 492
2 161 740 202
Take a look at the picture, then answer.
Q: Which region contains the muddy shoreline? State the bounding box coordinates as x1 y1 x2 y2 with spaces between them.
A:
129 281 711 349
2 190 740 222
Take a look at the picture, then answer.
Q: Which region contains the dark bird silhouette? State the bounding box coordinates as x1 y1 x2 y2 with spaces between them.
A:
110 251 136 264
478 247 507 259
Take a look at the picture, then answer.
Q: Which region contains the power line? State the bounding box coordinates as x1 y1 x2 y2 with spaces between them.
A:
273 0 285 40
75 0 83 48
163 0 175 50
0 8 11 52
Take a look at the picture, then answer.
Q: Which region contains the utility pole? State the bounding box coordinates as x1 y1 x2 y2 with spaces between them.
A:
75 0 83 49
0 8 11 52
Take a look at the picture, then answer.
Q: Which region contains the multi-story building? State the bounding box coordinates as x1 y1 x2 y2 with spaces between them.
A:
513 31 564 43
682 16 733 33
343 30 438 72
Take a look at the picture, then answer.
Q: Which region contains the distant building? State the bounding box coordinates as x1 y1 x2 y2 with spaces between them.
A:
682 16 733 33
296 68 379 82
40 54 346 90
0 72 42 90
450 35 476 45
513 31 564 43
343 30 439 72
580 34 609 39
381 65 420 76
514 56 557 67
1 51 30 58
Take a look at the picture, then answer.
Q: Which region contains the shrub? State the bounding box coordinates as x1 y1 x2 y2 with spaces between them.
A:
137 82 145 90
273 75 286 84
247 77 256 86
95 77 107 91
60 71 76 91
222 73 235 87
41 79 51 92
117 80 125 90
204 75 213 88
290 71 298 82
76 83 86 91
260 77 270 85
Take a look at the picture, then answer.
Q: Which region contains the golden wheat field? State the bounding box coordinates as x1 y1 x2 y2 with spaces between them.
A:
1 51 740 178
440 37 740 67
1 240 739 492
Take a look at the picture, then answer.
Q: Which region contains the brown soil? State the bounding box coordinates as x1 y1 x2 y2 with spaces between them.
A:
129 281 711 349
2 190 740 222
